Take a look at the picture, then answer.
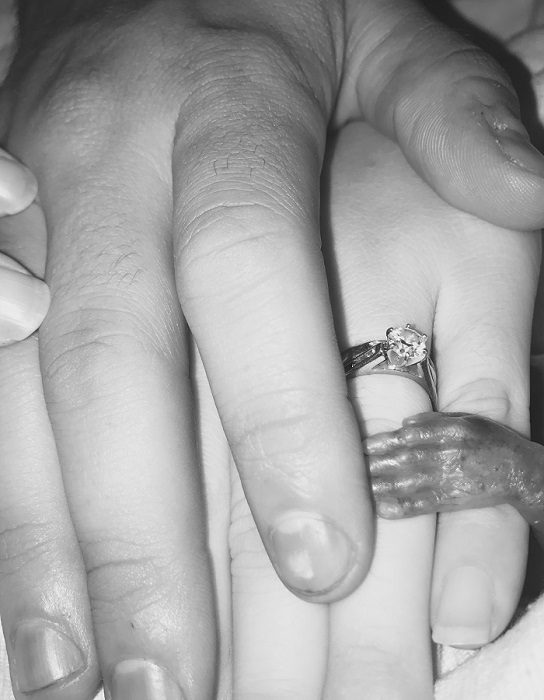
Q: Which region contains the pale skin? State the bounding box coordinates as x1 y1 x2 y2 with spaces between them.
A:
366 412 544 549
1 2 544 697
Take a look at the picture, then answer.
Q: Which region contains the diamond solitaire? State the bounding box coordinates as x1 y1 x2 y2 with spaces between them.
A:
385 325 428 368
341 324 436 408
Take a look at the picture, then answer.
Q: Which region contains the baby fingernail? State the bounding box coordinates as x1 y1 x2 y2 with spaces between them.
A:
12 620 85 693
376 499 404 518
432 566 494 648
110 659 186 700
495 129 544 178
363 436 383 453
269 511 354 596
0 156 38 214
0 256 50 344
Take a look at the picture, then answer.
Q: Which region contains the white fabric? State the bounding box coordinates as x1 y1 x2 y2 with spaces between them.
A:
436 597 544 699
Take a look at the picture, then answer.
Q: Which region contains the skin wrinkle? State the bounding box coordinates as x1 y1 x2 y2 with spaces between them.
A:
47 272 179 327
218 365 349 411
173 34 330 146
439 378 520 426
192 3 340 114
86 561 174 620
179 174 315 230
177 123 320 223
0 526 63 580
229 425 337 498
179 206 307 272
41 326 176 387
41 240 186 362
352 11 438 124
342 1 413 96
396 70 518 158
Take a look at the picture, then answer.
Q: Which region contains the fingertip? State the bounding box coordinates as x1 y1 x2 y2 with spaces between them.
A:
432 565 495 648
440 111 544 231
0 255 50 345
0 155 38 215
10 620 90 698
107 659 187 700
267 509 374 603
397 62 544 229
403 413 434 426
363 435 390 454
376 499 404 519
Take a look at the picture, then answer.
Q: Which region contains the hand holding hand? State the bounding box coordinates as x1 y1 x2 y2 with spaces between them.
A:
1 0 544 697
366 412 540 517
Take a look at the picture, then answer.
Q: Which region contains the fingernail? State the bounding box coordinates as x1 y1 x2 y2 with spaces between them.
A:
269 511 354 596
0 156 38 214
376 499 404 518
0 255 50 344
110 659 186 700
362 436 382 453
495 129 544 178
12 620 85 693
432 566 494 648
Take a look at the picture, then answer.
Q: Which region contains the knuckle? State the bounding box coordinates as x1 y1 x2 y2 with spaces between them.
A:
397 450 412 465
19 58 123 162
224 392 325 478
42 239 182 396
371 478 388 496
440 378 517 425
79 535 177 624
42 304 181 409
178 201 303 297
0 518 66 579
15 18 174 165
191 27 330 115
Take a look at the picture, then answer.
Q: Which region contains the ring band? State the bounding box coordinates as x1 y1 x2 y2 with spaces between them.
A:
342 325 437 409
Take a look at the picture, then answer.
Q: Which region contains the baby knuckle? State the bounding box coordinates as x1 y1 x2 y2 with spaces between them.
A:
370 478 389 496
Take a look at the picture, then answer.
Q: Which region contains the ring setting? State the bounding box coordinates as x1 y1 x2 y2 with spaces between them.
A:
342 324 437 408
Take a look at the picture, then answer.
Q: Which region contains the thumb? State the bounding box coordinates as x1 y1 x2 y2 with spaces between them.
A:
339 0 544 231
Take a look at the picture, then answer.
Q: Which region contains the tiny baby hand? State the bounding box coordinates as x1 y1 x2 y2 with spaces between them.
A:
364 412 537 519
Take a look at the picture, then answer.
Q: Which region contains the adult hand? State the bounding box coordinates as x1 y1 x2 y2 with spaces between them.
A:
2 0 543 697
214 121 538 698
